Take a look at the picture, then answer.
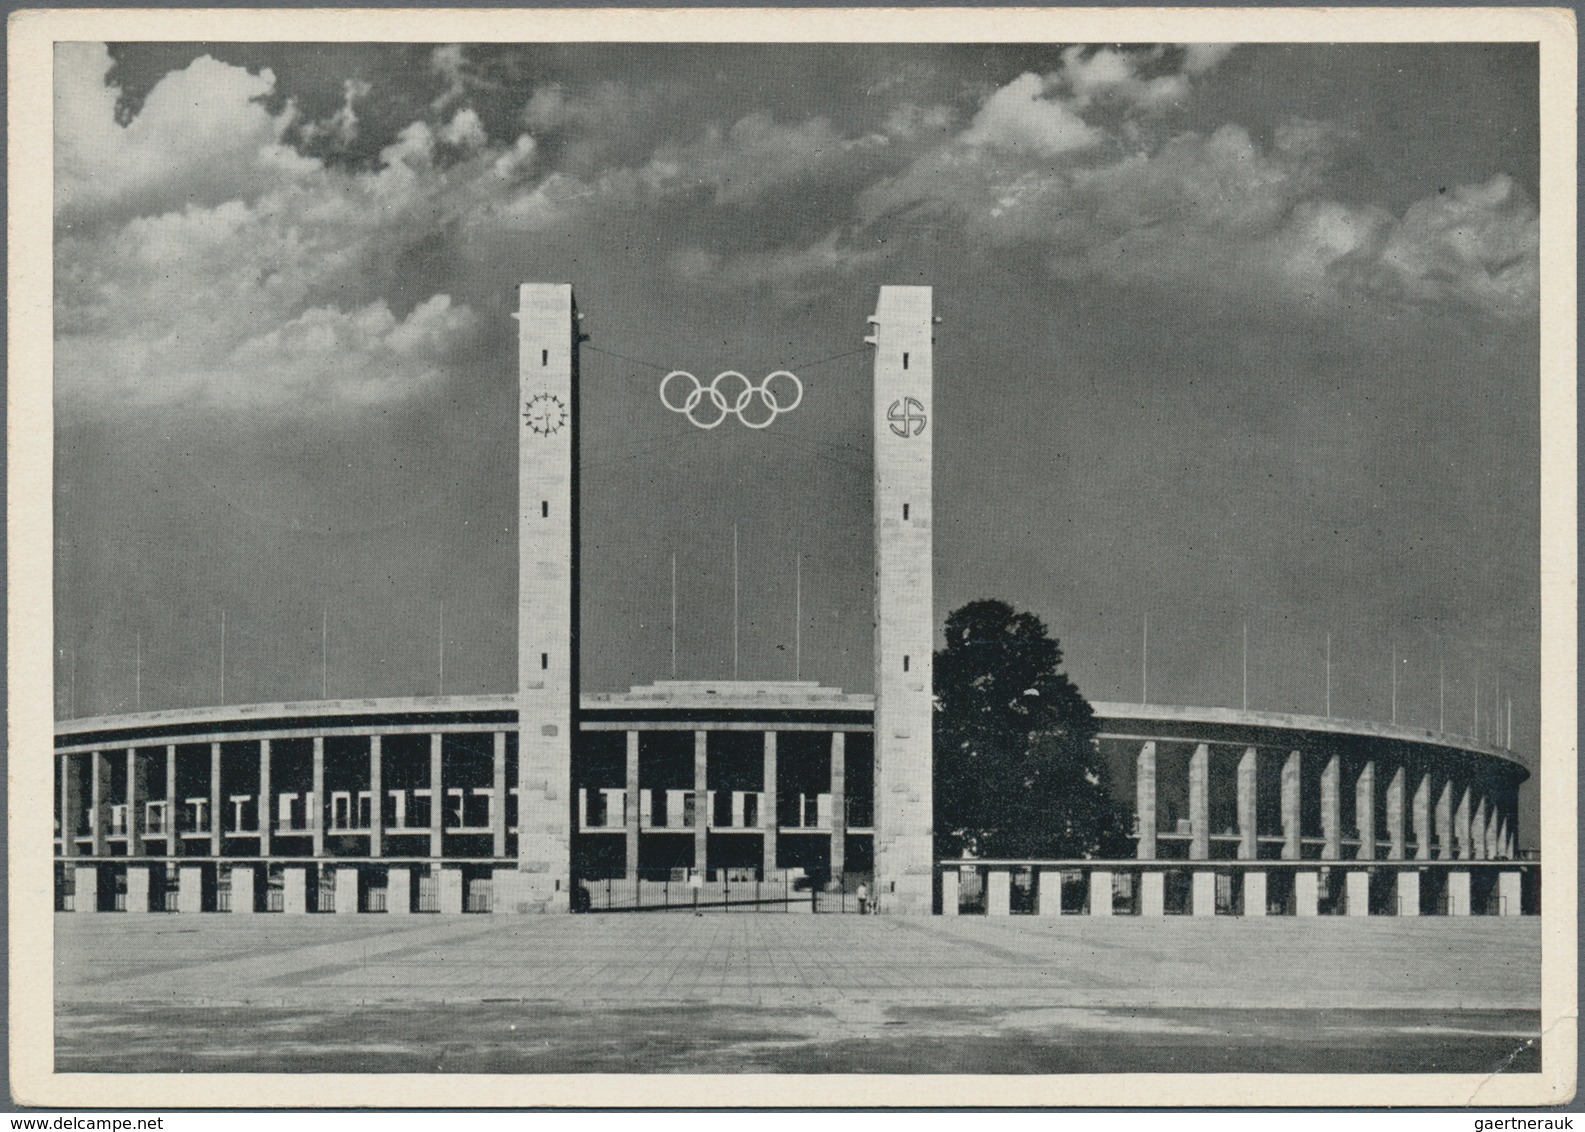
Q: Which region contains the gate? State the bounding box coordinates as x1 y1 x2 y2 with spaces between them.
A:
575 869 807 913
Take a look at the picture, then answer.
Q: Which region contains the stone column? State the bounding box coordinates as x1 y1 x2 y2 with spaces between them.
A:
1435 780 1453 860
1471 796 1488 860
1396 870 1420 916
1089 870 1113 916
89 751 108 857
623 730 640 878
1498 871 1522 916
60 754 82 858
388 867 412 915
1294 871 1320 916
1412 772 1431 860
230 864 259 914
1320 754 1341 860
126 865 152 914
1135 741 1157 859
364 735 381 857
1236 747 1257 860
1038 869 1064 916
1454 787 1472 860
1484 802 1499 859
762 732 778 875
283 866 309 914
830 732 847 881
1191 870 1215 916
439 868 465 914
693 730 708 876
126 748 146 856
429 734 444 859
1188 743 1209 860
177 865 206 913
1243 871 1267 917
1354 761 1375 860
1496 815 1510 861
209 742 223 856
940 867 959 916
73 865 100 913
1385 767 1405 860
1280 751 1301 860
164 745 178 859
1140 871 1164 916
1345 871 1370 916
312 736 326 858
258 740 272 857
335 866 360 914
985 869 1010 916
1447 870 1471 915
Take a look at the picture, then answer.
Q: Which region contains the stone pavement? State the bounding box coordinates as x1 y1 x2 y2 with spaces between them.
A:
57 912 1539 1012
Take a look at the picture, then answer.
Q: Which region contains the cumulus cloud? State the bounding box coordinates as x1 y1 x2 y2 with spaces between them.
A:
299 78 371 148
55 44 316 229
960 72 1098 156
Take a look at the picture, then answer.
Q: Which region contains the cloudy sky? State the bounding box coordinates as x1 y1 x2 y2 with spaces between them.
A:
55 42 1540 795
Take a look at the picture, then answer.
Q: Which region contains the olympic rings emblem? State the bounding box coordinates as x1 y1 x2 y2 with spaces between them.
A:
660 370 804 430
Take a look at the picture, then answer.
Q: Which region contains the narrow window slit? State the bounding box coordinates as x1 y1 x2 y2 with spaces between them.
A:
902 503 910 521
903 655 910 672
541 653 548 670
902 352 909 370
541 501 549 518
541 349 549 366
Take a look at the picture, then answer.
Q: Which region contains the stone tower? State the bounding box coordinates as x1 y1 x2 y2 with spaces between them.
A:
869 285 935 914
507 283 579 912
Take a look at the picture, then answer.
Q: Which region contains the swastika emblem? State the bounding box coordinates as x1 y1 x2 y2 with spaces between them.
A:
887 397 927 438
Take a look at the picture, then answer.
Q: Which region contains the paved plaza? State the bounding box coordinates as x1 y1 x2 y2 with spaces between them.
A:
56 913 1540 1074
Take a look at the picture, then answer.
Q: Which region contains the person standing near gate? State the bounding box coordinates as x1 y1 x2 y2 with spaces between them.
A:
857 882 869 915
689 867 703 916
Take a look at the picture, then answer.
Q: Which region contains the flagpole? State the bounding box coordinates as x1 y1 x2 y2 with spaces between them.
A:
1390 641 1397 725
1439 657 1445 733
670 553 678 679
321 607 328 700
1141 613 1149 705
438 602 445 696
1325 633 1332 717
135 632 142 712
220 611 227 705
1241 621 1248 711
732 523 739 680
794 552 802 682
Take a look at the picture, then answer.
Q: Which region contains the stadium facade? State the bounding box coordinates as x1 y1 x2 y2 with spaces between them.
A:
53 285 1535 917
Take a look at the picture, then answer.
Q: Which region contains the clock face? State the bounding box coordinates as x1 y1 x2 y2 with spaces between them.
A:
524 392 567 436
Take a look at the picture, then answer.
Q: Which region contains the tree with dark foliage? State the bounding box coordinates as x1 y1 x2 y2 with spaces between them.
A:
933 599 1131 860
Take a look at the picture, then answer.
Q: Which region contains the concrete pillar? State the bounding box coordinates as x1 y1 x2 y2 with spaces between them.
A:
1243 871 1267 917
1294 871 1320 916
61 754 82 858
283 866 309 914
125 865 152 914
985 869 1010 916
1396 870 1420 916
830 732 846 881
762 732 778 873
1454 787 1472 860
209 743 223 856
1496 815 1510 861
1188 744 1209 860
623 730 640 878
258 740 272 857
164 745 178 860
126 748 146 853
1447 870 1471 915
429 734 444 859
1345 870 1370 916
73 865 100 912
89 751 108 857
1236 747 1257 859
388 867 412 915
1191 870 1216 916
1135 741 1157 859
1140 871 1164 916
335 866 360 914
1435 780 1453 859
1499 871 1522 916
1280 751 1301 859
439 868 464 915
1354 761 1375 860
1385 767 1405 860
693 730 708 874
177 865 206 913
1484 802 1500 859
1472 796 1488 860
1412 772 1431 860
1037 869 1064 916
940 868 960 916
230 864 259 915
1089 870 1113 916
312 736 326 858
371 736 385 859
1320 754 1341 860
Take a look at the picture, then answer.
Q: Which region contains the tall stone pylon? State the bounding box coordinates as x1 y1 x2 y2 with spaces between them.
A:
869 286 935 914
505 283 579 912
